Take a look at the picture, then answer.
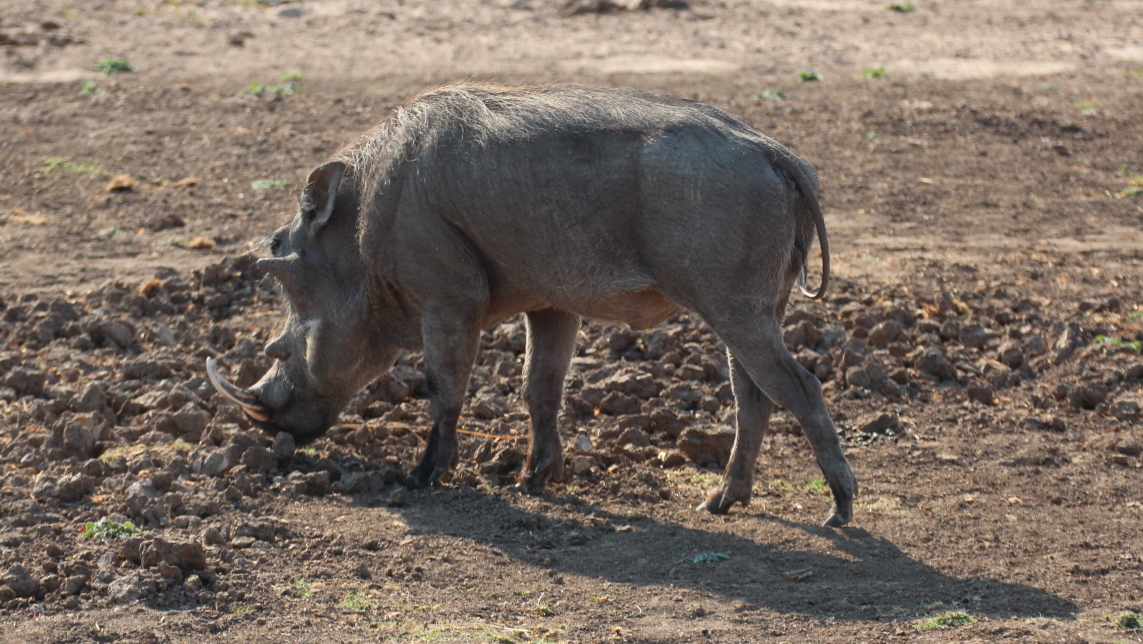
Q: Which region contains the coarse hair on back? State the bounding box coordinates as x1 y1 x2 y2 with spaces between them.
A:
333 82 753 206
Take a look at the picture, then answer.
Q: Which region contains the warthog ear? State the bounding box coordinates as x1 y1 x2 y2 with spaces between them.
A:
301 161 347 232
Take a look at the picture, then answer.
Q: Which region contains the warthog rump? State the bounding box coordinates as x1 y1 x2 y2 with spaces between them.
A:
206 83 857 526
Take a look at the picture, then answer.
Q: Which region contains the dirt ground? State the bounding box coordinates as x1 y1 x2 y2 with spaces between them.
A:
2 0 1143 642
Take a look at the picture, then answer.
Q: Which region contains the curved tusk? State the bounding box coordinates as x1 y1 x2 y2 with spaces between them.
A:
206 357 272 423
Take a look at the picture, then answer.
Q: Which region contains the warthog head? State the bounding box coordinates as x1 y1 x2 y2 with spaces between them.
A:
207 161 406 443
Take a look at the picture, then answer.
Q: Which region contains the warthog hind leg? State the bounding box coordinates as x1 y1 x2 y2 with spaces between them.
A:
702 309 856 527
518 308 580 493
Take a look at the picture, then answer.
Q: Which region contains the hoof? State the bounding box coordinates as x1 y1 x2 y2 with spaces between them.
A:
823 512 849 528
402 473 424 490
696 489 736 515
518 454 562 495
403 464 449 490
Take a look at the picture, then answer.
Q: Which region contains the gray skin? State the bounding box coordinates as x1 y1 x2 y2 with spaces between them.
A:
206 83 857 527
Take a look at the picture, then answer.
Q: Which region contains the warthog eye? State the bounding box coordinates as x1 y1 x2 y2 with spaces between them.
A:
269 236 282 255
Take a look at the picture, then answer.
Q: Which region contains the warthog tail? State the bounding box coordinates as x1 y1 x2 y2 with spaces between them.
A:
774 153 830 300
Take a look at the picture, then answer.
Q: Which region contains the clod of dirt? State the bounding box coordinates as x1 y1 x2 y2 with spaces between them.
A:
481 446 525 476
858 412 901 435
1114 441 1142 457
62 574 88 595
1 566 41 599
272 431 296 460
186 237 214 250
105 174 138 192
1024 416 1067 432
470 390 508 419
290 470 331 496
570 454 598 475
573 432 593 452
867 320 904 348
915 348 958 381
600 391 642 415
676 425 733 468
1068 385 1108 410
138 538 207 576
240 446 277 472
146 214 185 232
967 383 995 405
107 575 156 604
1111 401 1140 422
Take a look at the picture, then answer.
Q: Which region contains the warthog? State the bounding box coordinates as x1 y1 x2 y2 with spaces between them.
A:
207 83 857 526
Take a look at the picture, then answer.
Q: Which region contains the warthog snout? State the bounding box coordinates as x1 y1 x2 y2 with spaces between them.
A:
206 357 333 444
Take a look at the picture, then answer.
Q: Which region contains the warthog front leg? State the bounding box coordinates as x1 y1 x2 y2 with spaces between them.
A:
404 310 481 490
519 308 580 493
697 351 774 513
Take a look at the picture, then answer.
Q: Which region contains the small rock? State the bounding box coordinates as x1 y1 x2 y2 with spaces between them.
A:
102 320 135 349
1025 416 1067 432
1068 384 1108 410
63 574 88 595
846 358 887 390
354 564 372 580
296 471 331 496
384 486 411 508
105 174 138 192
600 391 641 415
915 348 958 381
54 473 94 503
72 385 108 413
230 536 256 549
867 320 904 348
5 367 47 397
967 384 995 406
1 565 40 598
997 341 1024 369
185 574 204 593
663 383 703 410
272 432 296 460
858 412 900 435
240 446 277 473
783 319 821 351
607 330 636 352
186 236 215 250
1111 401 1140 422
139 537 207 571
959 325 992 349
61 412 106 457
658 450 687 468
616 427 651 448
570 455 597 476
108 575 152 604
482 446 524 475
599 368 658 398
470 391 508 420
1116 441 1142 457
676 425 735 468
572 433 593 453
171 404 210 441
201 527 225 546
40 574 61 593
147 214 185 232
